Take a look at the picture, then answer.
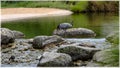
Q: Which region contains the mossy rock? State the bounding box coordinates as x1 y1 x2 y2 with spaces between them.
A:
106 31 119 45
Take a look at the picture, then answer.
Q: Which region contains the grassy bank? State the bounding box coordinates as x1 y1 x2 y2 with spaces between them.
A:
1 1 119 13
103 31 119 66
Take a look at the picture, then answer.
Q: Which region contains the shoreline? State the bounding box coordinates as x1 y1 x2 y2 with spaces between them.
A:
1 8 73 22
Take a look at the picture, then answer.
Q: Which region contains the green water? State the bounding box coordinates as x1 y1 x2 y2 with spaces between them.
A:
1 13 119 38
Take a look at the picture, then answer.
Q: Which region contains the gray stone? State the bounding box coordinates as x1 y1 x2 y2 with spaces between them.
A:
93 49 116 63
37 52 72 67
57 45 100 61
1 28 25 49
12 30 25 39
53 28 96 38
32 35 65 49
1 28 15 48
86 61 103 67
57 23 73 30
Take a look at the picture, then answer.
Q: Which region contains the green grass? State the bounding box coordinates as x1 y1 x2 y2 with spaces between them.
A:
1 1 70 9
103 46 119 66
101 31 119 66
2 1 118 13
1 1 88 12
70 1 88 12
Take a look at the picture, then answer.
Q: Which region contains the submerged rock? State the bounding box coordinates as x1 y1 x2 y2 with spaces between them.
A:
53 28 96 38
57 45 100 61
32 35 65 49
37 52 72 67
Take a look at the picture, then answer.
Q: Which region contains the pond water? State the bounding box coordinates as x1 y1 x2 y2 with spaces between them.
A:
1 13 119 38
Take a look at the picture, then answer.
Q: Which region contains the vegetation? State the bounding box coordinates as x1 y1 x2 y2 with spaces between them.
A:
1 1 119 13
104 47 119 66
102 31 119 66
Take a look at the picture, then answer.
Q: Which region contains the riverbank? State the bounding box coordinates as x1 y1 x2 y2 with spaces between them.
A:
1 28 118 67
1 8 73 22
1 1 119 13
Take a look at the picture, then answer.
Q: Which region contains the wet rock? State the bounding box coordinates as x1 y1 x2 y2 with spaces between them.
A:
53 28 96 38
32 35 65 49
37 52 72 67
57 45 100 61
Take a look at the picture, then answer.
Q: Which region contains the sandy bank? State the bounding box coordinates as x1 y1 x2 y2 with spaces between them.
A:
1 8 73 22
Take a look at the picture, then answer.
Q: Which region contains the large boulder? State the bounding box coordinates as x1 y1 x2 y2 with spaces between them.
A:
53 28 96 38
37 52 72 67
1 28 25 49
1 28 15 48
32 35 65 49
57 45 100 61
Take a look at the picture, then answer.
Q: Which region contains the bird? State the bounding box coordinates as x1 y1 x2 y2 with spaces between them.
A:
57 21 73 30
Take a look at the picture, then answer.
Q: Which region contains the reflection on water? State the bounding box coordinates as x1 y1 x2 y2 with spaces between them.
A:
1 13 119 38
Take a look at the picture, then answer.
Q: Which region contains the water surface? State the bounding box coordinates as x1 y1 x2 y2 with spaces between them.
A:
2 13 119 38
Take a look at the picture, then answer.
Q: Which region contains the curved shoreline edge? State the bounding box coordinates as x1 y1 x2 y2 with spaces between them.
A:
1 8 73 22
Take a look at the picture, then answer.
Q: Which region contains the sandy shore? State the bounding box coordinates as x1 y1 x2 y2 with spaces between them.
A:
1 8 73 22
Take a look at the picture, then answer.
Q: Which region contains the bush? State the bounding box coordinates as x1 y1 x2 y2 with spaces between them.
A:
71 1 88 12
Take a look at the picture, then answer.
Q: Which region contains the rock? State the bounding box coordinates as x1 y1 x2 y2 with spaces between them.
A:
1 28 25 49
73 60 88 66
1 34 14 45
106 31 119 44
86 61 103 67
90 47 119 67
1 28 25 39
57 23 73 30
57 45 100 61
79 43 95 48
93 49 110 62
93 48 118 63
53 28 96 38
1 28 15 48
32 35 65 49
37 52 72 67
12 30 25 39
